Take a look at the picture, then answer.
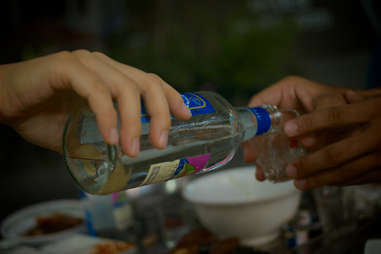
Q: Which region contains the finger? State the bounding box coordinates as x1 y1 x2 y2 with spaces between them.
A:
117 87 141 157
298 91 359 150
93 51 149 80
293 150 381 190
242 142 256 163
299 90 364 150
242 140 265 181
287 121 381 179
73 50 142 157
255 164 266 181
147 73 191 120
140 76 171 149
283 100 380 137
92 53 177 148
53 52 118 145
248 76 339 112
248 85 284 107
299 127 351 151
300 135 317 149
300 133 337 152
344 90 364 104
312 93 348 110
248 76 302 109
337 169 381 186
94 52 190 120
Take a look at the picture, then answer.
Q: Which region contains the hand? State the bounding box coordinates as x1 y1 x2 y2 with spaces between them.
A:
283 94 381 189
0 50 191 155
243 76 351 181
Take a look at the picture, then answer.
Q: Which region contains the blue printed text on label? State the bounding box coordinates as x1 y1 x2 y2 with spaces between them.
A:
181 93 215 116
140 92 215 123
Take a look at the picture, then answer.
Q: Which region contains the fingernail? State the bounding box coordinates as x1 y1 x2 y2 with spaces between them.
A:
284 120 298 136
159 130 168 148
286 164 298 178
294 179 307 189
130 137 140 156
183 104 192 117
109 128 119 145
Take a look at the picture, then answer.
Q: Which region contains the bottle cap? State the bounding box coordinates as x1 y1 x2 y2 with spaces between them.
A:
248 107 271 135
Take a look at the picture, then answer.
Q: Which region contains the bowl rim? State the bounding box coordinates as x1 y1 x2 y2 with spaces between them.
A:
182 167 300 206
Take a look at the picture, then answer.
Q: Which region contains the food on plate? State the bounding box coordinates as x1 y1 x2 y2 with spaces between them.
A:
170 228 239 254
170 229 267 254
90 241 136 254
23 213 83 236
209 238 240 254
176 228 217 248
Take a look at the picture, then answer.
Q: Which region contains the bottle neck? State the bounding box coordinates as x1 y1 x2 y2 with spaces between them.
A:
237 105 278 141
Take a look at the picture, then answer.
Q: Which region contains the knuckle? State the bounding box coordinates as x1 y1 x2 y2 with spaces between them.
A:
153 109 171 119
151 111 171 125
280 75 305 86
143 81 161 94
322 148 340 167
146 73 162 81
109 75 131 90
145 73 164 87
326 108 343 123
72 49 91 56
120 85 140 100
53 51 76 63
296 116 313 133
91 82 109 95
120 80 140 95
92 51 108 59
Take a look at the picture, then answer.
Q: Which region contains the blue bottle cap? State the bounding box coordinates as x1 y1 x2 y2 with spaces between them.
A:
248 107 271 136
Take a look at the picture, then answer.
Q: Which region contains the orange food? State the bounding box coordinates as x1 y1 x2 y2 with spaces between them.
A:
23 213 83 236
91 241 136 254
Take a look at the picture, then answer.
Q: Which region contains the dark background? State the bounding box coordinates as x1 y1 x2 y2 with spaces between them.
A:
0 0 379 221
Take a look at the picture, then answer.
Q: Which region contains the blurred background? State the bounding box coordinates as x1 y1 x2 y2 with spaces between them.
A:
0 0 379 221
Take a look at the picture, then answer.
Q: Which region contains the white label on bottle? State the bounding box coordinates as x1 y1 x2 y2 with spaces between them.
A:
140 160 180 186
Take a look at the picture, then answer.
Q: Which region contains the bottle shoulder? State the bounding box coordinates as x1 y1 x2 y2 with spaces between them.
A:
195 91 234 113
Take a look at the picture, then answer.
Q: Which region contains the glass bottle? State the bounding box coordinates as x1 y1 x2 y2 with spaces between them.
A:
63 91 304 194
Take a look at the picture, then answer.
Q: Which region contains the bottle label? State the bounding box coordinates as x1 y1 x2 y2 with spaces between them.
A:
181 93 216 116
141 93 215 123
140 153 210 186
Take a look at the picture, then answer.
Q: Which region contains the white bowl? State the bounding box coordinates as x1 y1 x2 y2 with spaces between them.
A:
183 167 301 246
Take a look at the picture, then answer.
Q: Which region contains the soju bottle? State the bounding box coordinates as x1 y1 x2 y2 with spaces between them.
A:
63 91 304 194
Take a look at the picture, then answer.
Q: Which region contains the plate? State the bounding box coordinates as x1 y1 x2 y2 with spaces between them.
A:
41 234 137 254
1 200 85 245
